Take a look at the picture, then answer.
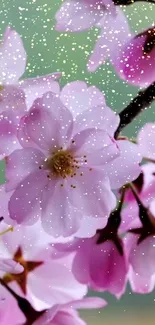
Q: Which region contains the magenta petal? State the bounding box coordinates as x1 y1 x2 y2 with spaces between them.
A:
19 73 61 109
114 30 155 87
90 240 127 297
8 171 47 224
6 147 45 191
0 26 26 84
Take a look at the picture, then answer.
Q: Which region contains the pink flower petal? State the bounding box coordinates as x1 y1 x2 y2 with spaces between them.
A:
60 81 106 118
18 93 73 151
104 140 142 189
66 170 116 221
137 123 155 160
41 180 82 237
19 73 61 109
129 235 155 277
8 170 47 224
0 26 26 84
0 258 23 274
28 259 87 310
68 297 107 309
0 117 21 159
69 128 119 166
88 8 131 72
6 147 45 191
89 240 127 297
55 0 107 32
128 267 155 294
0 85 26 116
75 104 120 135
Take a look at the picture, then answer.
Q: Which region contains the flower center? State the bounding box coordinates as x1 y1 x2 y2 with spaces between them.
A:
46 150 75 178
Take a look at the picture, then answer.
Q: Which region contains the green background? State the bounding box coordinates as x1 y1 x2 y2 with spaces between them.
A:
0 0 155 323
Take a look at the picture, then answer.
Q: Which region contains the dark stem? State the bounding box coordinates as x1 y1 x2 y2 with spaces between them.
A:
0 278 44 325
113 0 155 5
115 82 155 138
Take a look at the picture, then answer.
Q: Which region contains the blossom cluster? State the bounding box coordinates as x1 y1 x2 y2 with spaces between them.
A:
0 0 154 324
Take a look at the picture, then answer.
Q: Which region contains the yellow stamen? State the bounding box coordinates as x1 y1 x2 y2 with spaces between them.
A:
0 227 14 236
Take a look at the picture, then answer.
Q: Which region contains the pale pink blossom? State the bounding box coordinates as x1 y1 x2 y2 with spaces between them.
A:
0 220 87 311
5 83 141 237
87 8 132 72
33 297 107 325
0 26 60 158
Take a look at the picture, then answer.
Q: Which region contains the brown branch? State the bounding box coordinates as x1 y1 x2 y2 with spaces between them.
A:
115 82 155 138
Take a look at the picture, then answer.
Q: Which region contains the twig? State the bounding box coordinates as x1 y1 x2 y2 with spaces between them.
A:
115 82 155 138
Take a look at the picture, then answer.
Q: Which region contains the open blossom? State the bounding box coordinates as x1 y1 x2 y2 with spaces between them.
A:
5 82 142 237
0 220 87 311
33 297 107 325
0 26 60 158
112 26 155 87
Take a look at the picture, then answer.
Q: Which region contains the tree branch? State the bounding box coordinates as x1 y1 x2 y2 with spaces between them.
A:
115 82 155 138
113 0 155 5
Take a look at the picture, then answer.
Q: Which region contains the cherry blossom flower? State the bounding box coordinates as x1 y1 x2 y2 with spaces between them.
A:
5 83 141 237
33 297 107 325
0 220 87 311
0 26 61 158
112 26 155 87
52 209 128 298
87 8 132 72
56 2 132 76
55 0 116 32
